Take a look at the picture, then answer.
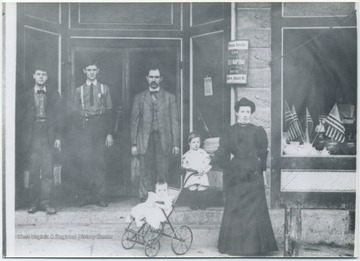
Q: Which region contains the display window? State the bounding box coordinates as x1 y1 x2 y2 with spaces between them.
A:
281 28 356 157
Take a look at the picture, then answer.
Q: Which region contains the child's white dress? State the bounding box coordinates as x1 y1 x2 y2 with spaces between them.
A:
182 148 210 189
126 192 174 229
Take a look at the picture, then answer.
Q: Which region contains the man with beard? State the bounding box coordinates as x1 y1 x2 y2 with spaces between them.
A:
130 66 180 202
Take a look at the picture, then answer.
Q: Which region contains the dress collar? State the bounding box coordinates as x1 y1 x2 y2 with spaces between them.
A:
236 122 249 127
34 85 47 93
149 87 160 92
86 79 98 86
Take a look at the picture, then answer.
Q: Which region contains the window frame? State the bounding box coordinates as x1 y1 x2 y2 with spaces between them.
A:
270 3 357 209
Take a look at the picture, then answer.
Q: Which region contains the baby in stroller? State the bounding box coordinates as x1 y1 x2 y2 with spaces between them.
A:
122 180 193 256
126 180 174 230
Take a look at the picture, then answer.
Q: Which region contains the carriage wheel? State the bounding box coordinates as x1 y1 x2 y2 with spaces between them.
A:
121 230 137 249
143 224 161 243
171 225 193 255
144 238 160 257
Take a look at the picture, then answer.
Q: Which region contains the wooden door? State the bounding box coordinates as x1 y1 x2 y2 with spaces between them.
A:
183 3 231 142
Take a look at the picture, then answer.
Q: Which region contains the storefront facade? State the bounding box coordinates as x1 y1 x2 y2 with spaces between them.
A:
14 2 357 209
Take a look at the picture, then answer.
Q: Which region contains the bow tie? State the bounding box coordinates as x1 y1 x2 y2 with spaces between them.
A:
36 90 46 94
150 90 159 95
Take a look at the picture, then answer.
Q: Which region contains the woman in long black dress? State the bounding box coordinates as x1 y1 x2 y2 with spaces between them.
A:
210 98 278 256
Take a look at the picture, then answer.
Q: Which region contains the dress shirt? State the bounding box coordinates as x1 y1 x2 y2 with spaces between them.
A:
76 81 112 116
34 86 47 118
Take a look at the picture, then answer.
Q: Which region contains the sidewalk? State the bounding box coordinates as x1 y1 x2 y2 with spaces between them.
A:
14 196 355 258
14 223 354 257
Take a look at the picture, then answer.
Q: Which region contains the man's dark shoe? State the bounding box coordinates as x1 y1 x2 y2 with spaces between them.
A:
96 201 108 207
45 207 57 215
140 197 146 203
27 207 38 214
199 205 207 210
190 205 198 210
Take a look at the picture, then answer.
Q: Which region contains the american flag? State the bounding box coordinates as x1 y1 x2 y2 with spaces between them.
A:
305 107 314 143
284 101 304 142
324 103 345 143
292 105 306 142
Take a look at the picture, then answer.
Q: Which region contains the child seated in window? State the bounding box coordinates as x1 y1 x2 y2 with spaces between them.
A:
182 132 212 210
126 180 174 229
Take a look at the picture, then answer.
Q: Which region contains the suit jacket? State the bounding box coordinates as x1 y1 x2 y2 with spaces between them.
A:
130 88 180 154
17 87 62 168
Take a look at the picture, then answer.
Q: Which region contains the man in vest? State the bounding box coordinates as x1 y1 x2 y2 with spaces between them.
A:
18 65 62 214
74 60 113 207
131 66 180 201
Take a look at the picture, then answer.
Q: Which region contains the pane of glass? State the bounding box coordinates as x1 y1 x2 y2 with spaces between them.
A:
24 3 60 24
192 3 224 26
282 28 357 156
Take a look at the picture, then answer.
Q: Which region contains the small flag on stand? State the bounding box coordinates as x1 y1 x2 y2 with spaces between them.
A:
305 107 314 143
284 101 304 142
319 114 327 123
324 103 345 143
292 105 306 142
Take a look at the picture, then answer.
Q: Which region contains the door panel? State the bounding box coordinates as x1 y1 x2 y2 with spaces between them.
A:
186 3 231 141
192 31 225 139
182 3 230 206
16 3 64 208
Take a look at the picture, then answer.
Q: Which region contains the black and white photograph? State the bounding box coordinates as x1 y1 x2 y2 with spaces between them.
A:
2 1 359 258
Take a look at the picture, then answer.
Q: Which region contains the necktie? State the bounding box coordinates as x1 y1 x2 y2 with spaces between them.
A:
37 90 46 94
90 84 94 106
150 90 159 102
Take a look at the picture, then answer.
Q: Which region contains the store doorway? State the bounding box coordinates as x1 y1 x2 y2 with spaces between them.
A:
67 40 181 197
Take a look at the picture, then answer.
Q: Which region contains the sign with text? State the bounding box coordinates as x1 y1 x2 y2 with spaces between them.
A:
226 40 249 84
204 76 213 96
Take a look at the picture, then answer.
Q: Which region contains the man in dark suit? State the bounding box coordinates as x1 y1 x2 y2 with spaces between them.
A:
73 60 113 207
17 66 62 214
131 66 180 201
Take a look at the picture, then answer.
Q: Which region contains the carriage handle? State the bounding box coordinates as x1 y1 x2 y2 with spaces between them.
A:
180 167 200 188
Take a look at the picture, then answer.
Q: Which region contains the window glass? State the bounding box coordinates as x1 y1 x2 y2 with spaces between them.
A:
282 28 356 156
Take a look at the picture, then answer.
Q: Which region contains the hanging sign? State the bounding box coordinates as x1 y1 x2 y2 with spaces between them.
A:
204 76 213 96
226 40 249 84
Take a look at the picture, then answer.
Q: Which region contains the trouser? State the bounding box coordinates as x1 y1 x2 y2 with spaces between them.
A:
76 116 107 202
138 132 170 199
28 121 53 208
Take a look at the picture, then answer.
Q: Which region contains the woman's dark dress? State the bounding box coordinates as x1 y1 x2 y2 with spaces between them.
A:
211 123 278 256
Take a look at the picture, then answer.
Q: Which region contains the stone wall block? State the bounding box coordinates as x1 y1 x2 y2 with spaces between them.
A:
248 48 271 68
246 67 271 88
237 10 271 28
237 29 271 48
